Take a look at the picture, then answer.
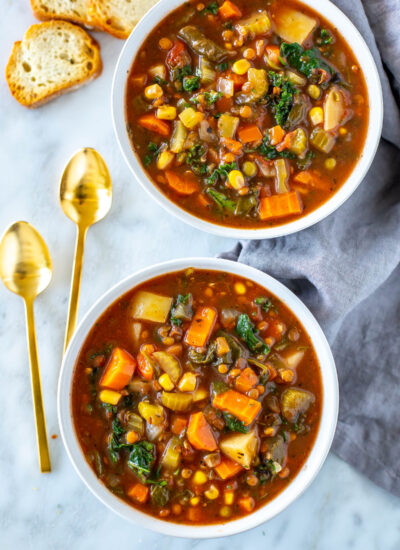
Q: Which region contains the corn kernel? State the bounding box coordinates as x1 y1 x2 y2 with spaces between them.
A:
232 59 251 75
218 364 229 374
325 157 337 170
309 107 324 126
156 105 177 120
179 107 204 129
158 373 174 391
243 161 257 177
224 491 235 505
126 430 139 444
159 37 172 50
228 169 245 190
178 372 197 392
307 84 321 99
144 83 163 100
190 496 200 506
280 369 295 382
339 127 347 135
99 389 121 405
219 506 232 518
234 281 246 295
243 48 256 60
192 470 208 485
239 105 252 118
204 485 220 500
157 150 175 170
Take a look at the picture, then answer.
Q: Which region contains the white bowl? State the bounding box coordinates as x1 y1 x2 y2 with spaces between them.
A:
58 257 339 538
112 0 383 240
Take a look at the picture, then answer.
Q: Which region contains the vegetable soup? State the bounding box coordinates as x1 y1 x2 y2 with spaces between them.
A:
125 0 368 228
72 269 322 524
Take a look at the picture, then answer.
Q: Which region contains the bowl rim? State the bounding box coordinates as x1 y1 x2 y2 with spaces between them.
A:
58 257 339 538
111 0 383 240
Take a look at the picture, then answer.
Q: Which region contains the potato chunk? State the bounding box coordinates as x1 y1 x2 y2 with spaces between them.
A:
130 290 173 323
324 86 346 131
220 430 259 469
274 7 317 45
281 388 315 423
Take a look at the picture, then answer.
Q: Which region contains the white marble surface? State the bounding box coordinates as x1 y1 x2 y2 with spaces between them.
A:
0 1 399 548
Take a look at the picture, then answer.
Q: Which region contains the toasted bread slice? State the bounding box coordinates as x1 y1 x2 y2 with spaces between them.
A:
88 0 159 39
6 21 102 108
30 0 94 27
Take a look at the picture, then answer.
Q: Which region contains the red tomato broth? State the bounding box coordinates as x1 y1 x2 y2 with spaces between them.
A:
125 0 369 228
72 269 323 524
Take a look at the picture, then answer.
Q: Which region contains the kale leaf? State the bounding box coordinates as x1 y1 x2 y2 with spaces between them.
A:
223 412 249 433
236 314 270 354
267 71 297 127
170 293 193 326
153 75 168 86
280 42 335 78
207 162 237 185
183 75 201 92
186 144 208 175
200 1 219 15
144 142 161 167
257 137 296 160
128 441 156 479
315 28 334 46
255 296 276 313
204 90 223 105
206 189 237 213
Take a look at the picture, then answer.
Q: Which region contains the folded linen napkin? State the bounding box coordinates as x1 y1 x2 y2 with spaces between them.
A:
221 0 400 495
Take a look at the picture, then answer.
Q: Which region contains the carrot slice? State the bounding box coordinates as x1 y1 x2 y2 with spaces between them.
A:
100 347 136 390
221 137 243 155
137 343 156 380
235 367 259 393
165 171 199 195
259 191 303 220
171 416 188 435
213 389 261 425
269 125 286 146
228 72 247 90
187 411 218 451
138 113 170 137
214 457 243 480
219 1 242 20
184 306 217 347
238 125 263 144
293 170 331 190
127 483 149 503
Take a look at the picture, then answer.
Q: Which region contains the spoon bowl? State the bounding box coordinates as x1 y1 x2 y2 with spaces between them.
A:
0 221 52 299
0 221 52 472
60 148 112 352
60 148 112 228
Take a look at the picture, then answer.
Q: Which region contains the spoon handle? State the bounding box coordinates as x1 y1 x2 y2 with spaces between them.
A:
63 226 87 353
24 298 51 473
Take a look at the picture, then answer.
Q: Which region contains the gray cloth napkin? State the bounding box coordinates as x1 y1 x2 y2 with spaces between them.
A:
221 0 400 496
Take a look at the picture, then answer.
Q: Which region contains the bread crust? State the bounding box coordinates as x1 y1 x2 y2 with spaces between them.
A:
5 21 102 108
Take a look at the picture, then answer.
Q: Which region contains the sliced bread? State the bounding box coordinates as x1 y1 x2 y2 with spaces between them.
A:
87 0 159 39
30 0 94 27
6 21 102 108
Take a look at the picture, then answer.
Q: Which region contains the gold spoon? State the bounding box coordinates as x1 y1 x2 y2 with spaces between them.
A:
60 148 112 352
0 221 52 472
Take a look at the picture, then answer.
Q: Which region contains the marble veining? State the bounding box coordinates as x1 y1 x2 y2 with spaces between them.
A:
0 1 399 548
